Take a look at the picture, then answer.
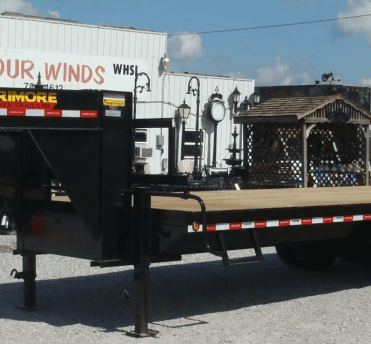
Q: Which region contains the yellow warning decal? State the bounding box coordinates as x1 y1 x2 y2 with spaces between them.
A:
103 98 126 107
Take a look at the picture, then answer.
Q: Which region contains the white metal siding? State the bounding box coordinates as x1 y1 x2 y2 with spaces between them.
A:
0 15 166 92
0 15 255 174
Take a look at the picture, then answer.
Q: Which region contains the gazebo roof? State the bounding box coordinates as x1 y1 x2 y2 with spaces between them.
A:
234 94 371 124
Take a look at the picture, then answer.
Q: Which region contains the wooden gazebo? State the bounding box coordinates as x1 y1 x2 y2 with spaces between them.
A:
234 94 371 188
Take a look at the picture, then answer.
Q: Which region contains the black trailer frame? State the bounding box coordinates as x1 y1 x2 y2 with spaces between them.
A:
1 88 371 337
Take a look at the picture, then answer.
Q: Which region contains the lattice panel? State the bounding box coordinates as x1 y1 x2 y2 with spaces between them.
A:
245 123 303 188
308 123 366 187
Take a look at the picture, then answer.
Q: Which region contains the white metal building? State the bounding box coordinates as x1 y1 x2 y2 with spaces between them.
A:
0 12 254 174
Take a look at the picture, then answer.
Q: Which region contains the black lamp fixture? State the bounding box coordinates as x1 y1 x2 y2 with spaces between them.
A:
178 99 191 121
240 96 252 111
252 89 260 105
239 89 261 112
178 100 191 160
232 86 241 113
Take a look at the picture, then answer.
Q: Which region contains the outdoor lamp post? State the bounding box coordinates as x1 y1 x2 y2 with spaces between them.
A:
252 89 261 105
133 71 151 121
132 71 151 171
178 100 191 160
239 89 261 112
232 86 241 114
187 76 201 178
240 96 253 111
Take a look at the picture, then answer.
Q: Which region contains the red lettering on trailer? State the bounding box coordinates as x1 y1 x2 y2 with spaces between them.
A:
363 214 371 221
279 220 290 227
255 221 267 228
45 110 62 117
206 224 216 232
344 215 353 222
301 218 312 225
323 217 334 224
8 109 25 116
229 222 242 230
80 111 98 118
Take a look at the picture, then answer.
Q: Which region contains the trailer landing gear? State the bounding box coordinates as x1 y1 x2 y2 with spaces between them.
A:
128 187 159 337
11 253 43 310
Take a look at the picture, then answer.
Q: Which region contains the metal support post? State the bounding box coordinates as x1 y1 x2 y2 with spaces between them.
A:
181 119 186 160
130 187 158 337
187 76 201 179
11 253 42 310
23 254 37 309
212 122 218 167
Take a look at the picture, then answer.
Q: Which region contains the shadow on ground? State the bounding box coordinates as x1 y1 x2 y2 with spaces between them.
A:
1 252 371 333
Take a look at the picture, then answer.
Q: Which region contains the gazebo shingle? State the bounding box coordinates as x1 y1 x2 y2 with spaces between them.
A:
235 94 371 124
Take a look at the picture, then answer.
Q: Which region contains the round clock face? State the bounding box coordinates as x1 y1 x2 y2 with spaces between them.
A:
210 100 226 122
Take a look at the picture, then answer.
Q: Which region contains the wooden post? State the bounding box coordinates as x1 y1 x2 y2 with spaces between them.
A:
303 123 308 188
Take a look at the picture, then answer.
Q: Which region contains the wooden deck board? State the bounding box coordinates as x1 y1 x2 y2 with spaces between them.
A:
151 186 371 212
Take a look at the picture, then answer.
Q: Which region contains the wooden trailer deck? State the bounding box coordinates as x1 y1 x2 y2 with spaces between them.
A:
151 186 371 212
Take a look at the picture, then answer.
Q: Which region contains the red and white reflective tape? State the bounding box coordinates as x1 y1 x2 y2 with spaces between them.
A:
188 214 371 233
0 109 98 118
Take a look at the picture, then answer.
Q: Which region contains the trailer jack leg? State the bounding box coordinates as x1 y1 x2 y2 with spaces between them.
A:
129 256 158 337
11 253 43 310
128 187 159 338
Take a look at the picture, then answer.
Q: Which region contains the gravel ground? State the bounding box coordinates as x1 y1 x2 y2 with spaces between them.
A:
1 235 371 343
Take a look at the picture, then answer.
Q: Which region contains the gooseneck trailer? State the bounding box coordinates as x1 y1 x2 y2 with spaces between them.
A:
1 87 371 337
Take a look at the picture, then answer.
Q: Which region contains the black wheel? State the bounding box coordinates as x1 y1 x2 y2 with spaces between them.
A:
275 241 337 270
338 241 371 264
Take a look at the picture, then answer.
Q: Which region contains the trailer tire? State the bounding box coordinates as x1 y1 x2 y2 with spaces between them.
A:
275 241 337 270
338 242 371 264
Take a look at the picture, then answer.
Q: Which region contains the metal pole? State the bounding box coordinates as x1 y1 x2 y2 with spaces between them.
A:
132 72 139 172
187 77 201 178
132 71 151 173
181 119 186 160
196 88 201 173
212 122 218 167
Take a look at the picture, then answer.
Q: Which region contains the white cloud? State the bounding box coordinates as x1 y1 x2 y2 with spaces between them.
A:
361 78 371 85
0 0 37 15
48 10 60 18
168 31 205 59
0 0 60 18
256 56 312 86
335 0 371 43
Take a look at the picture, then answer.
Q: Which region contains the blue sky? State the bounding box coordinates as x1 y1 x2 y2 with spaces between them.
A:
1 0 371 86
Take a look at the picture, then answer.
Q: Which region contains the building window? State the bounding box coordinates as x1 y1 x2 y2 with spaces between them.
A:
182 129 204 159
135 129 148 145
